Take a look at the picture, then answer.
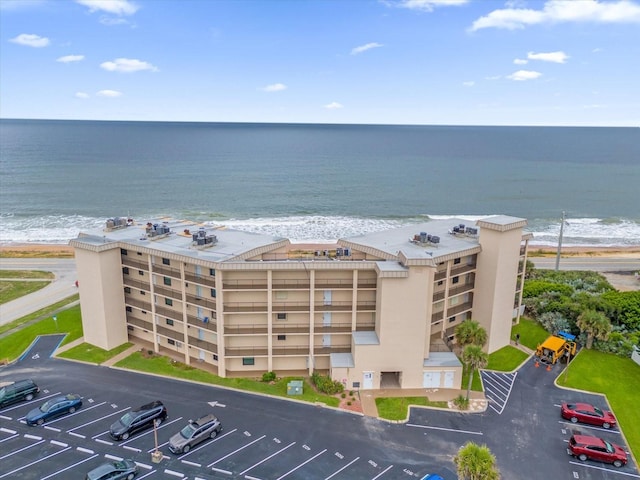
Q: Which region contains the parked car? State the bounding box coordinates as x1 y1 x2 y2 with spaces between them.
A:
168 413 222 454
561 402 617 429
86 459 138 480
567 434 627 468
0 379 40 408
110 400 167 441
25 393 82 425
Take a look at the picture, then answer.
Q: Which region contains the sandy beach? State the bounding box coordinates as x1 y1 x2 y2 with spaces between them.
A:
1 243 639 259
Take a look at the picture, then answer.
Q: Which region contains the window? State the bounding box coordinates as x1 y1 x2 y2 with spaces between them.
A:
353 382 360 388
211 288 216 298
449 296 459 306
449 316 456 323
126 306 132 312
139 270 144 276
277 335 286 341
454 258 461 265
127 325 134 331
166 319 174 326
124 287 131 294
140 290 145 295
209 268 216 276
242 357 255 366
121 248 128 255
437 280 443 286
167 338 176 346
123 267 130 275
277 313 287 320
164 277 171 286
452 276 459 284
213 354 218 361
165 298 173 306
162 258 170 265
137 252 142 256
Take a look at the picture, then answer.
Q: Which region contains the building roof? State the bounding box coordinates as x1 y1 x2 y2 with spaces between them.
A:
423 351 462 368
330 353 355 368
353 331 380 345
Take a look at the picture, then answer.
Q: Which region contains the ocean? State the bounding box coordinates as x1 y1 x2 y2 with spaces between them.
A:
1 119 638 247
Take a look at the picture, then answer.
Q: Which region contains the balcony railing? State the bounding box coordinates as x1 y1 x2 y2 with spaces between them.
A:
154 304 182 319
224 324 269 335
272 345 311 355
314 279 354 289
127 316 152 331
450 263 477 277
153 284 183 301
185 294 216 310
186 314 217 332
225 346 269 357
222 279 268 290
357 279 377 288
271 279 311 290
313 323 353 333
156 324 184 342
125 297 151 311
184 272 216 288
313 345 351 354
187 336 218 354
123 277 150 291
448 283 475 297
122 257 148 271
152 264 182 278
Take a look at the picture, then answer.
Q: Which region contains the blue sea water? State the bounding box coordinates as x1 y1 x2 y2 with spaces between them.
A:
1 119 638 247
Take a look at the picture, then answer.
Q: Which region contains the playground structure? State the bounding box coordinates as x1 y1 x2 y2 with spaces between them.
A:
535 331 577 365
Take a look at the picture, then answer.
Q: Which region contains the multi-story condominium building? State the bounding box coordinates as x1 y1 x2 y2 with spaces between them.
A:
71 215 531 391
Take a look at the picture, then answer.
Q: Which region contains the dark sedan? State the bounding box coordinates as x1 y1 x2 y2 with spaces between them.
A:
26 393 82 425
561 402 617 429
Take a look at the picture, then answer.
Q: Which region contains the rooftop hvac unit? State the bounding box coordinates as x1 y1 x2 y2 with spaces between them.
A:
336 247 343 256
452 226 461 233
420 232 428 242
465 227 478 235
343 248 350 256
431 235 440 244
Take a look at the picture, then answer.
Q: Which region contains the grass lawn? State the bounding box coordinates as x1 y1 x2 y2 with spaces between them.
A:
0 304 83 362
57 342 133 364
0 270 55 279
512 317 549 351
486 345 529 372
557 349 640 462
375 396 449 421
115 351 340 407
0 280 50 304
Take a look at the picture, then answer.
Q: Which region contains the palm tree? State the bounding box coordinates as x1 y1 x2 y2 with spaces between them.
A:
576 309 611 349
455 319 488 348
454 441 501 480
463 345 488 401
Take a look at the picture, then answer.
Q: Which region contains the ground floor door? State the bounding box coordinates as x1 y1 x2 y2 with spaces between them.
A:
363 371 374 390
444 371 454 388
423 371 441 388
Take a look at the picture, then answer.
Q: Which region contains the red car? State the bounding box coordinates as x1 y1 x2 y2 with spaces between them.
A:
561 402 617 429
567 434 627 468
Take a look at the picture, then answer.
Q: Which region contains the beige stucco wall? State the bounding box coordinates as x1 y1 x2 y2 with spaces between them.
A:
474 227 522 353
75 247 128 350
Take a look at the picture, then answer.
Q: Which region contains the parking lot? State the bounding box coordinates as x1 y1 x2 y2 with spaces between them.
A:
1 338 638 480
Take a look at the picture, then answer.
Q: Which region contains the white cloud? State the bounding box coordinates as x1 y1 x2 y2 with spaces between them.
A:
351 42 383 55
0 0 47 11
100 17 130 26
485 75 501 80
76 0 139 15
507 70 542 81
96 89 122 97
100 58 158 72
470 0 640 31
462 81 475 87
324 102 344 109
391 0 469 12
75 92 90 99
9 33 50 47
57 55 85 63
592 47 604 53
513 58 528 65
261 83 287 92
527 51 569 63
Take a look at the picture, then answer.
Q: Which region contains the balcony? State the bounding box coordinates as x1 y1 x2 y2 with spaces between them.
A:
271 279 311 290
448 283 475 297
154 304 182 319
122 257 148 271
186 314 217 332
225 346 268 357
222 279 268 290
152 263 182 278
450 263 477 277
314 279 353 289
224 302 269 313
185 293 216 310
357 279 377 289
355 322 376 331
447 301 473 316
273 323 310 334
187 336 218 354
123 277 150 291
313 322 353 333
272 345 311 355
127 316 152 331
156 324 184 342
434 271 447 281
224 324 268 335
153 284 183 301
184 272 216 288
125 297 151 311
313 345 351 354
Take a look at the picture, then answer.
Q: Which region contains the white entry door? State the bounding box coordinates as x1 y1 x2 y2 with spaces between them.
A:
362 372 374 390
444 371 455 388
199 350 205 361
423 371 441 388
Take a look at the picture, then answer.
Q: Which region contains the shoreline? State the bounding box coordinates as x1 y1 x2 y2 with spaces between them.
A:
1 243 639 258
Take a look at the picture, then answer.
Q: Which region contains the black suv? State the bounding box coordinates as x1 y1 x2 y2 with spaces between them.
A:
109 400 167 441
0 379 40 408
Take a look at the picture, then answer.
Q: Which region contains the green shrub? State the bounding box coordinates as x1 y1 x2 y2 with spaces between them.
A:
453 395 469 410
261 371 277 382
311 371 344 394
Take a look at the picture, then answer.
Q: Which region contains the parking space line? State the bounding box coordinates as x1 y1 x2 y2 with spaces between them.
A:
181 460 201 468
105 454 123 461
174 428 238 458
568 461 640 478
136 470 157 479
325 456 360 480
406 423 483 436
0 446 70 479
67 406 131 432
208 434 267 467
92 430 110 439
50 440 68 447
45 401 107 425
239 441 296 476
68 432 86 439
0 415 11 420
0 392 62 413
95 438 112 445
0 439 45 460
38 453 99 480
481 371 517 415
211 467 232 475
25 434 42 440
77 447 95 454
164 468 185 477
276 449 328 480
372 464 394 479
0 434 19 443
558 420 621 434
147 440 170 452
119 416 183 446
0 428 16 434
123 445 142 452
44 426 61 432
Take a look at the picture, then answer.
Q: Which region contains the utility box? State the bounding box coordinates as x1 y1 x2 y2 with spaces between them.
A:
287 380 303 395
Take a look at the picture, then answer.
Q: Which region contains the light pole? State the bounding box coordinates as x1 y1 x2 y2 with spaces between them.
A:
52 315 58 331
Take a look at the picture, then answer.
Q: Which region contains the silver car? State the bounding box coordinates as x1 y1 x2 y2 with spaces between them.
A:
168 413 222 454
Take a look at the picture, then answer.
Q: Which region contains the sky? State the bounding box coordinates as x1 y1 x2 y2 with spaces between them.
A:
1 0 639 126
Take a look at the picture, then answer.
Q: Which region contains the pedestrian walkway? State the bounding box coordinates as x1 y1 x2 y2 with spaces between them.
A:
101 343 143 367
